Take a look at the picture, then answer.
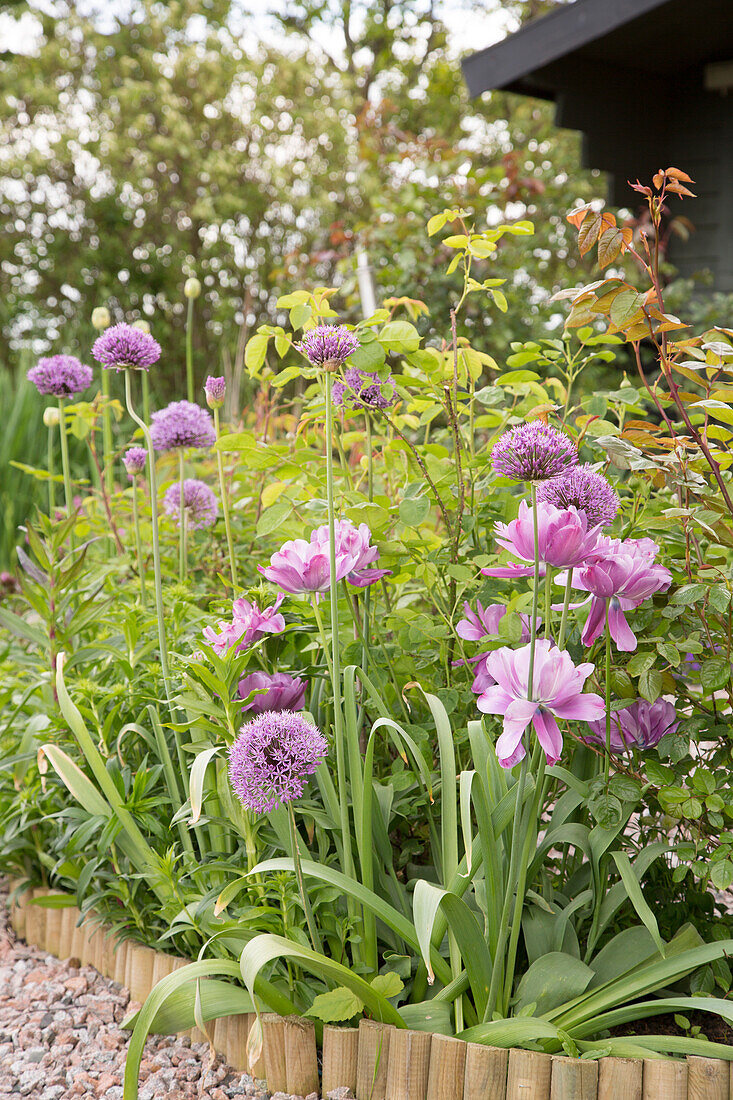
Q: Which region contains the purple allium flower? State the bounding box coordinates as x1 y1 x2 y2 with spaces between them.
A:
238 671 307 715
122 446 147 479
202 595 286 656
259 519 389 594
561 536 672 652
150 401 216 451
491 421 578 482
92 322 161 372
204 376 226 410
584 698 679 753
228 710 328 813
477 639 605 768
296 325 360 370
27 355 93 398
332 368 396 411
483 500 601 580
537 465 619 528
162 479 217 529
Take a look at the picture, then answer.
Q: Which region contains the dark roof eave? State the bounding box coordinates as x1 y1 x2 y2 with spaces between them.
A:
461 0 669 98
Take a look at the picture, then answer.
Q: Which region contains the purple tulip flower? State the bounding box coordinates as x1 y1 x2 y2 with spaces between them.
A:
238 671 307 714
561 536 672 652
584 698 679 753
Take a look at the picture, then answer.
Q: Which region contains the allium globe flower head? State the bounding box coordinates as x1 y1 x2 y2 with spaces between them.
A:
92 322 161 372
561 536 672 652
537 465 619 529
491 421 578 483
332 368 396 411
162 479 217 529
260 519 389 595
122 446 147 479
238 671 307 715
27 355 93 398
483 499 601 580
150 401 216 451
584 698 679 753
477 639 605 768
297 325 360 372
228 710 328 814
204 375 226 410
202 594 286 656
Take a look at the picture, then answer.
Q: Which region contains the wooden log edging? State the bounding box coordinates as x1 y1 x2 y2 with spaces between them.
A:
8 882 733 1100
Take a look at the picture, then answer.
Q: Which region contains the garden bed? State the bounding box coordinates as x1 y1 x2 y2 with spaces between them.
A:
9 883 733 1100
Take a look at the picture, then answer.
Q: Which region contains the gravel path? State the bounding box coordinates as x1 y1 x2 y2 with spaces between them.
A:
0 898 272 1100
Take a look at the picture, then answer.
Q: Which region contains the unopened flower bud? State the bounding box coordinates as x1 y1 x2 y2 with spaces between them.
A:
184 277 201 300
43 407 61 428
91 307 111 331
132 319 151 334
204 375 226 409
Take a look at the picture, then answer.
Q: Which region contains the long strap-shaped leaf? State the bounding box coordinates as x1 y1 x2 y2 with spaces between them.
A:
572 995 733 1039
123 959 296 1100
413 880 493 1018
240 933 405 1027
55 654 162 880
248 856 453 987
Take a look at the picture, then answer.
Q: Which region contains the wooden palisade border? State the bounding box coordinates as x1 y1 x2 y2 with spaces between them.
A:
8 882 733 1100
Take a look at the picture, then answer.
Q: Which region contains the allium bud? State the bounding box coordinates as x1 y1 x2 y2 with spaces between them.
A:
91 307 111 331
204 375 226 409
132 319 151 334
184 277 202 300
43 407 61 428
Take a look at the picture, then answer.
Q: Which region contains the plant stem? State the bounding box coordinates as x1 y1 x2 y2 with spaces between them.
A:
605 601 612 787
321 371 354 876
185 296 195 403
101 368 114 498
47 426 55 515
214 407 238 589
287 801 322 954
557 573 574 650
178 450 186 582
57 397 75 551
528 483 540 695
131 478 147 608
124 370 174 713
142 372 150 424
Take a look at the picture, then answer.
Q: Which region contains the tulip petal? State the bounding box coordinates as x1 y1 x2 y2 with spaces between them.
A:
532 708 563 765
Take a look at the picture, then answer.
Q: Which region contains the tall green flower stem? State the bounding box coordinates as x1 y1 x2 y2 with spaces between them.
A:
485 482 541 1021
557 573 575 650
123 370 176 722
604 601 612 785
57 398 75 550
142 372 150 425
178 450 187 582
361 413 374 687
47 425 55 515
185 296 195 402
287 801 322 954
131 476 147 608
213 407 238 589
101 369 114 498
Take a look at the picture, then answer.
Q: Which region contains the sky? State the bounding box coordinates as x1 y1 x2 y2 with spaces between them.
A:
0 0 514 59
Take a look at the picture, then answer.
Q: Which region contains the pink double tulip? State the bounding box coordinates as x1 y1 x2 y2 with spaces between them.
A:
483 500 601 580
202 594 286 656
259 519 389 594
477 639 605 767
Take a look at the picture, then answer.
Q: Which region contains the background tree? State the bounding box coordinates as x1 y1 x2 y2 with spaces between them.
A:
0 0 596 387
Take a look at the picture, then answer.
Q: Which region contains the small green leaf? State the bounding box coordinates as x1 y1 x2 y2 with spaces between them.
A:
700 657 730 694
399 496 430 527
638 669 663 703
379 321 420 353
304 986 364 1023
370 973 404 999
